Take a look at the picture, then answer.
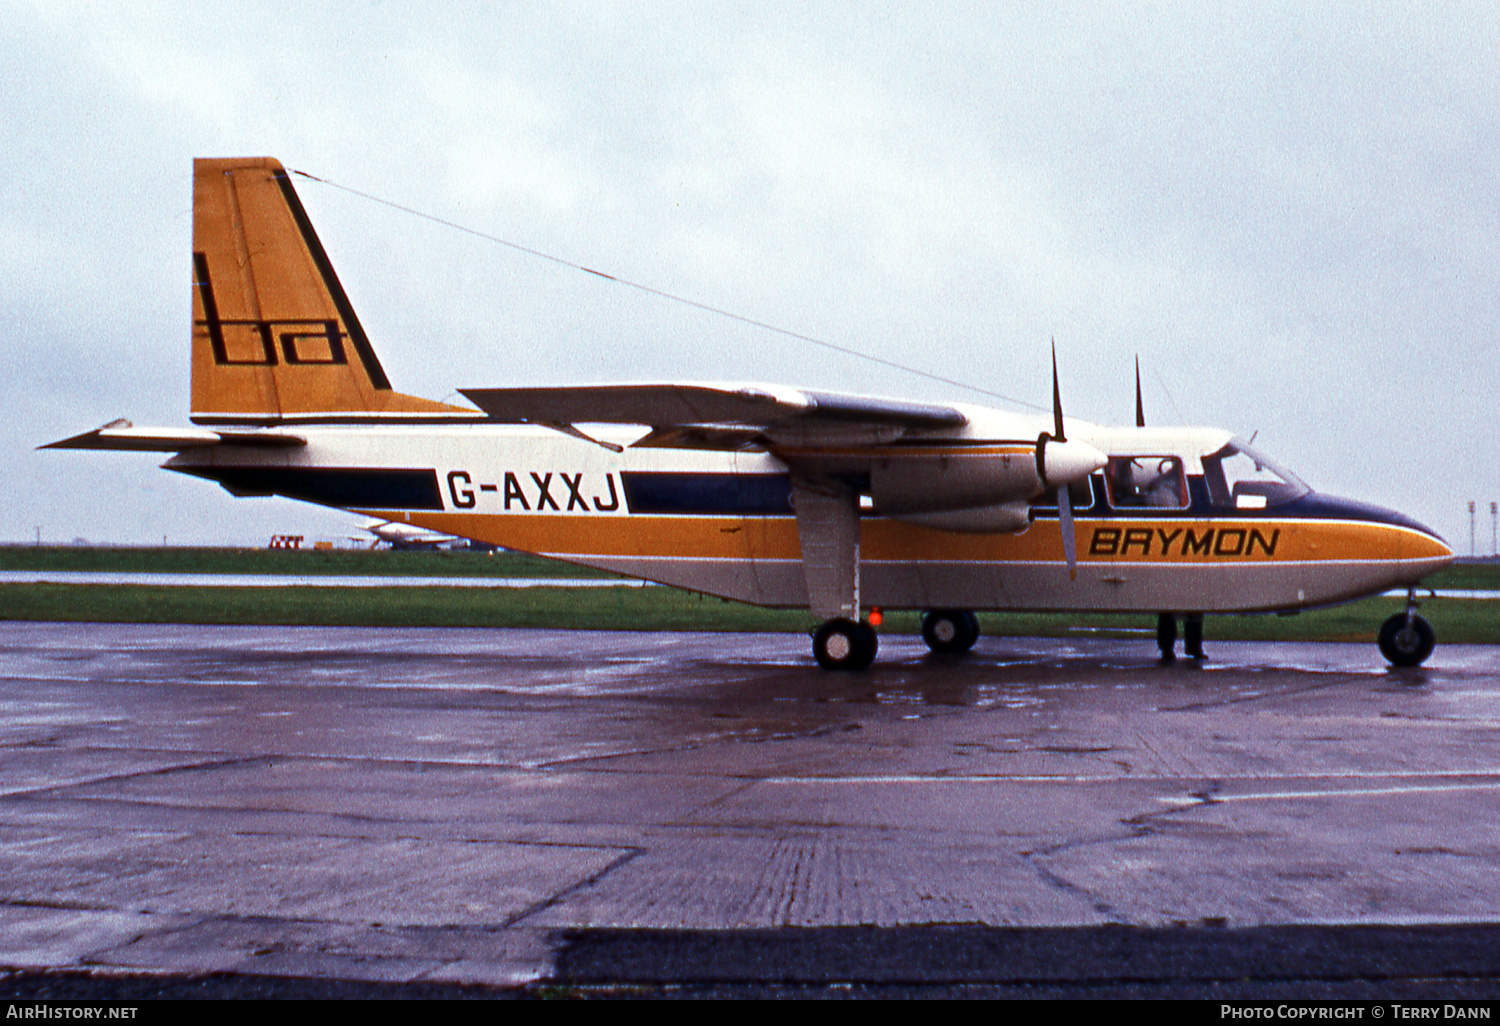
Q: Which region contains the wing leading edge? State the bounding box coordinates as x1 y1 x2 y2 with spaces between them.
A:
458 384 968 433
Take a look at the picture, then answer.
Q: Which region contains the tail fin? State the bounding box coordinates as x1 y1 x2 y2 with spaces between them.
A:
191 157 471 423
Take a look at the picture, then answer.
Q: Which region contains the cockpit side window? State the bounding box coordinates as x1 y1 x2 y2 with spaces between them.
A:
1104 456 1189 510
1200 440 1310 509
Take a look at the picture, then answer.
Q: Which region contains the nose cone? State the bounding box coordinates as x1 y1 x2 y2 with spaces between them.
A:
1291 492 1452 583
1399 518 1455 577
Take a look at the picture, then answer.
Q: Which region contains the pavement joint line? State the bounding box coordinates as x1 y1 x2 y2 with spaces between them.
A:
0 818 656 854
0 754 274 800
1157 678 1360 711
685 777 765 818
0 792 435 829
0 899 123 914
527 722 871 770
1191 781 1500 802
500 847 648 930
1017 852 1124 921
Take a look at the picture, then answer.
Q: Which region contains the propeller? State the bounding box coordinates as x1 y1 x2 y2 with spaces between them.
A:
1035 342 1106 581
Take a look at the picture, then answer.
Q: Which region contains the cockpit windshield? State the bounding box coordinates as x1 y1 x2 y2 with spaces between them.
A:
1199 439 1310 509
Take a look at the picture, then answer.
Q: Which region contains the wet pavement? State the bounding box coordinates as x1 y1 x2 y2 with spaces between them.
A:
1 623 1499 994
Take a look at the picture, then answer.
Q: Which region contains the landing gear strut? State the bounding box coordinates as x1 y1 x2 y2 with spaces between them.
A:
813 618 879 671
1378 588 1436 667
921 609 980 655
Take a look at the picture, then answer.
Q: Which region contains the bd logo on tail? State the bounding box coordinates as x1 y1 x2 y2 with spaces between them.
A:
193 252 349 366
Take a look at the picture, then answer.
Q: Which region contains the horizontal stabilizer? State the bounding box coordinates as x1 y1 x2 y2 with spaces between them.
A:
459 384 967 430
42 420 306 452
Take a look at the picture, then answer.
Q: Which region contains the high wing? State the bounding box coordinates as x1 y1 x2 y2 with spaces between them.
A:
460 382 1100 633
459 384 968 445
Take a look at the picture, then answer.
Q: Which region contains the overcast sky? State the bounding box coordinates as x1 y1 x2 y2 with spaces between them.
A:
4 1 1497 550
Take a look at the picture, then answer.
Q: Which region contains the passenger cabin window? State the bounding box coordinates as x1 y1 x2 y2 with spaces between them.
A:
1104 456 1189 509
1199 440 1309 509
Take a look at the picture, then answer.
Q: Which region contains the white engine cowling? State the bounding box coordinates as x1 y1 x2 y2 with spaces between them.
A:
870 437 1105 515
893 501 1032 534
870 449 1040 514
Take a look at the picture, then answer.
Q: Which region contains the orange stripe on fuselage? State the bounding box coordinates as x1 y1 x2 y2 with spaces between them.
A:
386 510 1448 565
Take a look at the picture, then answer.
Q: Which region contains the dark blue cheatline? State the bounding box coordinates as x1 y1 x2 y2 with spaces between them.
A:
620 472 795 516
175 466 445 510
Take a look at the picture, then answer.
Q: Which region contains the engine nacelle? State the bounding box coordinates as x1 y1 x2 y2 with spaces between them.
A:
893 501 1032 534
870 448 1042 514
870 437 1105 515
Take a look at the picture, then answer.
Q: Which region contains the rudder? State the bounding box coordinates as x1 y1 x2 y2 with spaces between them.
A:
191 157 469 423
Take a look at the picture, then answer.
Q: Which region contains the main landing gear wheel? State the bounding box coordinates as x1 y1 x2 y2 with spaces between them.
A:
813 618 878 671
921 609 980 655
1379 613 1436 668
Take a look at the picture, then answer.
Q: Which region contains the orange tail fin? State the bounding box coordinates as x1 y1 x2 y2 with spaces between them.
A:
191 157 471 424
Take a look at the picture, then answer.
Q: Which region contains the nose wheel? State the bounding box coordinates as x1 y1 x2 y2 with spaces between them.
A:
921 610 980 654
1379 589 1436 667
813 618 879 670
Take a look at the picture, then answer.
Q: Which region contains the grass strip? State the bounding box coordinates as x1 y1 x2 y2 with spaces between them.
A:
0 545 605 578
2 583 1494 643
3 547 1494 643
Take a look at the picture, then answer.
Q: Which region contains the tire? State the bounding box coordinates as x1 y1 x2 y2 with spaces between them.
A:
814 618 878 670
1378 613 1436 667
922 609 979 654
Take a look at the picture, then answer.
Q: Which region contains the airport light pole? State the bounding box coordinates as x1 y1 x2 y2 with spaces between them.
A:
1492 502 1497 558
1470 501 1477 557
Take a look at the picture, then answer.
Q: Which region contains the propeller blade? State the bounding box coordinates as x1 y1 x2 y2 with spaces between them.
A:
1044 340 1081 579
1134 355 1145 428
1058 485 1077 580
1051 338 1066 442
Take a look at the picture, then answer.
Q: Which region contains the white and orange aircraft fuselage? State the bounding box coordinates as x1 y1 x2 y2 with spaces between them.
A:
48 158 1453 669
